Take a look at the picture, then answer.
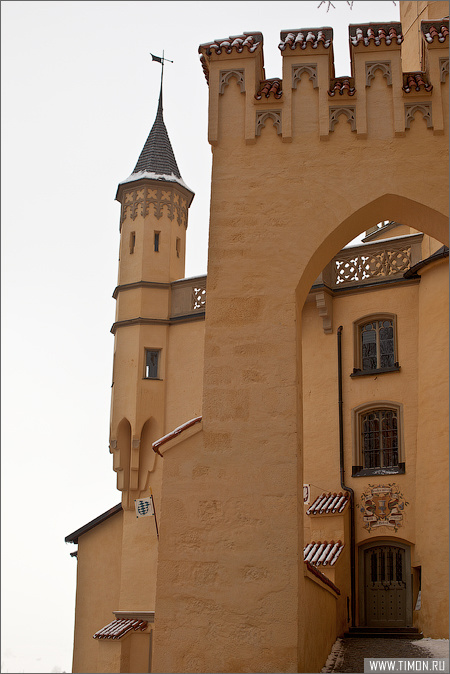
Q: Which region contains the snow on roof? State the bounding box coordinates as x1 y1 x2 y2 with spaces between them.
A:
119 169 193 194
152 416 202 455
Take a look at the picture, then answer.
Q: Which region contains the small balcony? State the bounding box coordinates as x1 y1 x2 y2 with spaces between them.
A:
313 233 424 290
171 275 207 319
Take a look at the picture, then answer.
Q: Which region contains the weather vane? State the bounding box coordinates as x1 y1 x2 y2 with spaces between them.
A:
150 51 173 85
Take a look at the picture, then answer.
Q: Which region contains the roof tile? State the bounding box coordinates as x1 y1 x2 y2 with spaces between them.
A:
93 618 148 640
304 540 344 566
402 72 433 93
349 22 403 47
328 77 356 97
279 28 333 52
255 79 283 100
306 491 350 515
421 20 449 43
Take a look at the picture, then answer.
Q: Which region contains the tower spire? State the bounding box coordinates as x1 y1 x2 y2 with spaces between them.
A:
118 52 191 190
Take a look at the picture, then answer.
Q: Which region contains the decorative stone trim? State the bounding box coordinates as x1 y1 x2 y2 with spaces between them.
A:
121 186 188 226
440 57 449 82
404 102 433 129
219 69 245 94
333 243 412 286
292 64 318 89
365 60 392 86
255 110 282 136
329 106 356 132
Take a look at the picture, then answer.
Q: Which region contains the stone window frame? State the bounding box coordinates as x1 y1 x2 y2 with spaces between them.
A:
351 313 400 377
351 400 405 477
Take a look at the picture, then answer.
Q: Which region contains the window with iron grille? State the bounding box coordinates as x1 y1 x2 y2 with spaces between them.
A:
361 409 398 469
352 314 400 376
352 402 405 477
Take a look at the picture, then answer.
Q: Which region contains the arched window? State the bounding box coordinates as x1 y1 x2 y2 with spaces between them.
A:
352 314 400 376
352 402 405 477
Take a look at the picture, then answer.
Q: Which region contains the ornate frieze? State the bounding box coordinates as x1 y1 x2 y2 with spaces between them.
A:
219 69 245 94
440 57 449 82
255 110 282 136
404 102 433 129
292 64 318 89
365 60 392 86
121 185 188 226
329 106 356 132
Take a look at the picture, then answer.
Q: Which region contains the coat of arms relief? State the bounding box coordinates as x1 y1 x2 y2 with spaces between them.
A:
360 483 409 532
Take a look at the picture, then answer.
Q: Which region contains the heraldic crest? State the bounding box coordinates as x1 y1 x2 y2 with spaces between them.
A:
360 483 408 532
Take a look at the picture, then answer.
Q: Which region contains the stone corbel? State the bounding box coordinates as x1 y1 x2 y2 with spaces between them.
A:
315 291 333 334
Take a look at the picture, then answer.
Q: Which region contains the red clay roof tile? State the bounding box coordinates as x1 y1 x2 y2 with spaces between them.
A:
328 77 356 97
93 619 148 640
422 20 449 43
198 33 262 84
304 541 344 566
402 72 433 93
279 28 333 51
306 491 350 515
255 79 283 100
349 22 403 47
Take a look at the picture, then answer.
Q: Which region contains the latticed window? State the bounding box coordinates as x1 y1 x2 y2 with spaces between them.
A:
361 319 395 370
362 409 398 469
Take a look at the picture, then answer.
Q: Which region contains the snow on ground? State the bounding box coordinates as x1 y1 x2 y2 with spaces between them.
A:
321 638 345 673
411 638 449 659
321 638 449 673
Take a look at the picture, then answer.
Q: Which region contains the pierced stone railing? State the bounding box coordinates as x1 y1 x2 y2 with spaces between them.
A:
171 275 207 318
315 234 423 289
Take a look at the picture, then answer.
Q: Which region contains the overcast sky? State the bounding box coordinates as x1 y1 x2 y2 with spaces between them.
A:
2 2 400 672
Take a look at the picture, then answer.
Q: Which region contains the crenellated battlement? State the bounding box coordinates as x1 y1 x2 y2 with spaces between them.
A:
198 19 448 144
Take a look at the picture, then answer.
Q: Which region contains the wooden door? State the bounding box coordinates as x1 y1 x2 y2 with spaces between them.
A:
363 544 411 627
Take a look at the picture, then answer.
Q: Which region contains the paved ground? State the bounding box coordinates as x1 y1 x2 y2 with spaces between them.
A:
322 637 441 673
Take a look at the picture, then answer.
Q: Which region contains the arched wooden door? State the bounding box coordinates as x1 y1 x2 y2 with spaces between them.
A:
360 542 412 627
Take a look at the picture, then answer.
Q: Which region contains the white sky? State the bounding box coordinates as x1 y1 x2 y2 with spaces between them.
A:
1 2 400 672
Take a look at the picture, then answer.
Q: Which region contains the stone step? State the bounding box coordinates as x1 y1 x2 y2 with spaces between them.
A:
344 627 423 639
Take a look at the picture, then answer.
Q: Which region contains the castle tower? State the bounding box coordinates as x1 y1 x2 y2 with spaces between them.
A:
111 75 194 509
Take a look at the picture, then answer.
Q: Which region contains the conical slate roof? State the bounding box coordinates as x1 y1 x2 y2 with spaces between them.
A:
132 86 181 178
119 82 193 195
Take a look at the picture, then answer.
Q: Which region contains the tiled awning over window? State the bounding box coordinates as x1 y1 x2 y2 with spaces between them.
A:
304 540 344 566
93 618 148 640
306 491 349 515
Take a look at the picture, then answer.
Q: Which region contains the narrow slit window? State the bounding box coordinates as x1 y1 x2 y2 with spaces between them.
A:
154 232 160 252
145 350 160 379
129 231 136 254
176 237 181 258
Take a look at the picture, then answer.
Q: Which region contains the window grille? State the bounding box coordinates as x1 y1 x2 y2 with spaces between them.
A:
362 409 398 469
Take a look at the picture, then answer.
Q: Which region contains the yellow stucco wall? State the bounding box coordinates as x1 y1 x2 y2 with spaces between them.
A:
72 510 123 673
